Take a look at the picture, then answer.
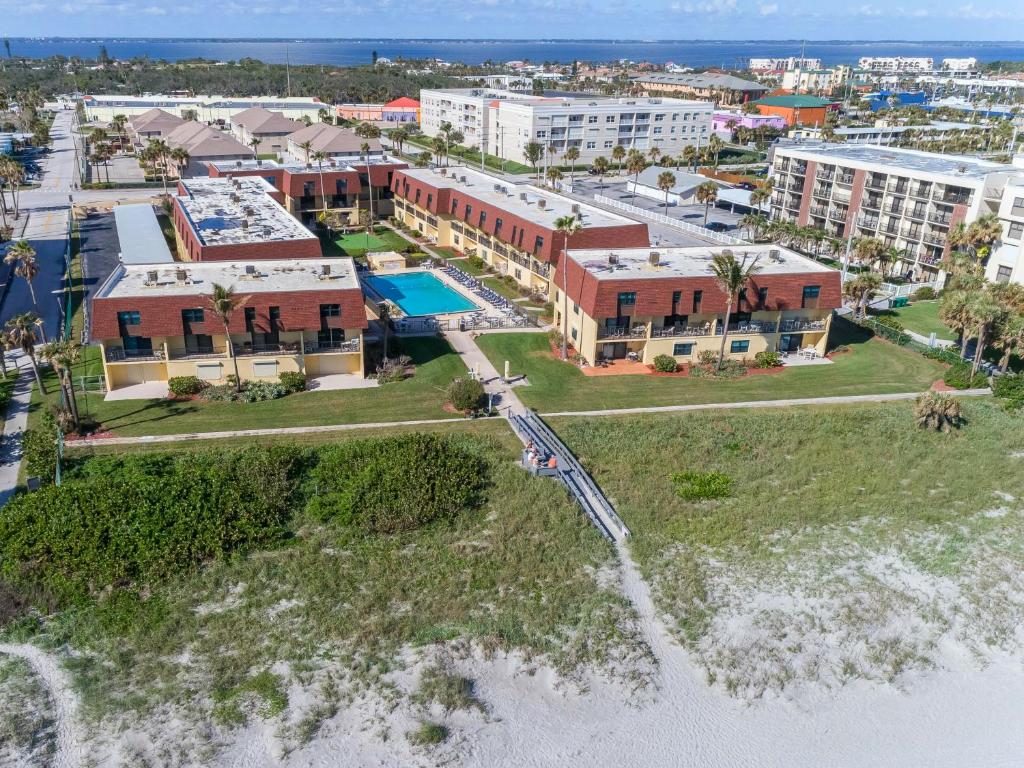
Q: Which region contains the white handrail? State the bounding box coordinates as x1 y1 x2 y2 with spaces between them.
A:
593 195 747 245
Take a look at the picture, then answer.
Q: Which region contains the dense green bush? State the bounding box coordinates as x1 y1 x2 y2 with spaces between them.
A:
278 371 307 393
238 381 287 402
912 287 936 301
671 471 734 501
466 255 484 271
873 315 905 333
0 448 298 602
167 376 205 397
306 434 485 534
753 351 783 369
943 363 989 390
993 373 1024 411
652 354 678 373
199 384 238 402
21 412 58 486
923 346 963 365
446 377 485 412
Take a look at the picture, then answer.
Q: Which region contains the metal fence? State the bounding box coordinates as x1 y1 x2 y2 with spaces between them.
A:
880 279 942 298
593 195 747 245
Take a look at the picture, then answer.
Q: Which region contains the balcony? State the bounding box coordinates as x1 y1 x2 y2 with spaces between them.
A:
810 204 828 217
531 260 551 278
900 227 923 240
888 182 909 195
104 347 165 363
937 191 970 205
927 211 951 225
910 185 932 200
816 169 834 180
812 186 830 199
861 197 882 211
780 318 827 333
865 177 886 191
651 323 717 338
787 181 804 192
304 338 361 354
922 232 947 246
727 321 777 334
232 342 301 357
905 208 928 222
170 346 227 360
858 215 880 228
597 324 648 340
836 174 855 186
828 208 848 222
792 163 807 176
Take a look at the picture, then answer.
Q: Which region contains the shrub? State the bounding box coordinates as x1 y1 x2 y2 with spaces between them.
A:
653 354 678 373
279 371 307 393
167 376 205 397
375 357 407 384
238 381 287 402
22 412 58 486
199 384 239 402
306 434 486 534
408 722 448 747
696 350 718 369
993 373 1024 412
466 254 484 271
915 392 964 432
671 471 734 501
502 275 517 289
923 346 963 365
873 314 905 333
0 448 297 602
942 362 988 390
753 350 783 369
912 287 936 301
446 377 485 412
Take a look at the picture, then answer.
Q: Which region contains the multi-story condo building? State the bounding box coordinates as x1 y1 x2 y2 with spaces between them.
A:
418 88 714 164
554 244 840 365
781 66 851 95
229 107 304 157
390 166 650 296
170 177 323 262
941 58 979 74
207 157 406 227
768 143 1024 283
630 73 769 105
83 94 330 123
857 57 934 73
749 57 822 72
92 257 367 393
788 120 991 147
993 177 1024 285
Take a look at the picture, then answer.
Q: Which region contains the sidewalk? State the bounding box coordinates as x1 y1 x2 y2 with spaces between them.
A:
444 330 528 418
0 356 35 503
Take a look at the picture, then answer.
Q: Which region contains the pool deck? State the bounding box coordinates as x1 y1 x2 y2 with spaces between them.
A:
363 266 498 320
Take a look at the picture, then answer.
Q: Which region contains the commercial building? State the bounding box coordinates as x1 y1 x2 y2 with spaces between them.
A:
554 244 839 365
630 73 769 104
768 143 1024 283
749 57 822 73
92 257 367 393
390 165 649 296
419 88 714 165
711 110 787 139
229 107 304 157
284 123 384 164
750 95 840 127
335 97 421 124
83 95 330 124
207 156 406 227
857 57 934 73
170 177 322 262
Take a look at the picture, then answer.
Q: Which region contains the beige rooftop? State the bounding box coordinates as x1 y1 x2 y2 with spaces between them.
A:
96 257 360 300
165 122 251 158
231 107 304 135
177 177 318 247
287 123 382 156
567 244 835 280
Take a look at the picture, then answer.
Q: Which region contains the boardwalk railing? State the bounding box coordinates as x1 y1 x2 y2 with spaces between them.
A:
593 195 747 245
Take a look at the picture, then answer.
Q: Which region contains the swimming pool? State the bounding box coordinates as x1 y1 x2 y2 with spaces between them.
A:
364 272 480 317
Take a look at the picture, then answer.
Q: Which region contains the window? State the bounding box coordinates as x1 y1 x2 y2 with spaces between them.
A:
604 140 614 148
464 204 472 220
758 287 769 306
479 210 487 227
494 217 503 235
572 302 579 315
320 304 341 317
653 127 663 134
571 327 578 340
244 306 256 330
588 115 599 124
730 340 750 353
537 130 547 138
672 342 694 355
196 363 223 381
182 308 204 323
606 115 616 123
801 285 821 309
252 360 278 378
1012 197 1024 217
533 235 544 254
451 198 458 214
514 268 522 280
586 141 596 149
996 265 1013 283
117 310 141 326
692 290 703 313
414 189 421 204
1008 221 1024 240
269 306 280 327
672 290 682 308
617 291 637 305
426 193 433 208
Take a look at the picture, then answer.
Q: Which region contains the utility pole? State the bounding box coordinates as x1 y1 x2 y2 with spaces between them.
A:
285 44 292 98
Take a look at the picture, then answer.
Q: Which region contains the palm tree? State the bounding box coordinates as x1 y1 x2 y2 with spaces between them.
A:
390 127 409 157
169 147 190 179
626 152 646 202
682 144 697 174
656 170 676 212
208 284 248 393
966 290 1004 379
739 212 767 241
749 182 772 211
647 146 661 165
312 150 329 213
39 339 82 430
432 135 448 167
853 236 885 273
298 139 314 167
695 181 718 226
843 272 882 319
554 215 583 361
111 113 128 149
248 136 262 161
939 289 975 358
709 250 762 370
523 141 543 182
611 144 626 174
563 146 580 182
6 312 45 394
0 328 12 378
591 156 609 189
707 134 724 169
5 239 39 305
545 167 563 189
415 151 432 168
146 138 170 195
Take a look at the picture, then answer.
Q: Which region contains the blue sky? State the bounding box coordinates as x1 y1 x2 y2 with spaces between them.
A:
2 0 1023 40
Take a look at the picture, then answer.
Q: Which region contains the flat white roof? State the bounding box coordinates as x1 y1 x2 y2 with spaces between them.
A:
177 177 317 248
568 244 833 281
208 156 397 174
401 165 637 229
96 257 360 300
422 87 710 109
113 204 174 265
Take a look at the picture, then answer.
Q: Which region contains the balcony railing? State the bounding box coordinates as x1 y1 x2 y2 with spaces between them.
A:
727 321 777 334
104 347 165 363
531 260 551 277
170 347 228 360
597 325 648 340
810 205 828 217
865 178 886 191
651 324 717 338
905 208 928 221
888 182 909 195
922 232 946 246
861 197 882 211
828 208 848 221
836 174 855 186
304 338 361 354
858 215 880 228
816 169 834 180
937 191 970 205
910 186 932 199
232 342 301 357
780 319 827 332
927 212 952 225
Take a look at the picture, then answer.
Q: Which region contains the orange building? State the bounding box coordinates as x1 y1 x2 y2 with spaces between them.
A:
751 95 839 127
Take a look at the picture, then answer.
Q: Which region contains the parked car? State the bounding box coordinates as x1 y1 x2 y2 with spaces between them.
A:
704 222 730 232
736 182 756 191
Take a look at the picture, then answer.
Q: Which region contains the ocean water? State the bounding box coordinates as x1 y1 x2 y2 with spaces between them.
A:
7 39 1024 68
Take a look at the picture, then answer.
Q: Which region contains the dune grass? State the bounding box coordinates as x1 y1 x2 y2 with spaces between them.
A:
477 318 947 413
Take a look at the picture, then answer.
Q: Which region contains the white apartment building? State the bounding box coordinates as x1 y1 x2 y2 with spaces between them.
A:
768 142 1024 285
781 66 851 94
82 95 329 124
749 57 822 72
857 57 934 73
419 88 713 165
788 120 991 147
942 57 979 72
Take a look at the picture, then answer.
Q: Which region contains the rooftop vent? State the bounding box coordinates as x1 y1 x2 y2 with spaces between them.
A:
494 183 502 192
175 269 189 284
519 192 528 201
263 226 273 237
321 263 331 277
145 270 159 286
608 253 618 265
537 199 547 209
649 251 660 266
571 203 581 214
234 160 242 168
440 168 448 176
768 248 783 263
245 264 256 276
241 219 249 230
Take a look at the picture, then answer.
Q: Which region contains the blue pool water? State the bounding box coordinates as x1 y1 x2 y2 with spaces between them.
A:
364 272 479 317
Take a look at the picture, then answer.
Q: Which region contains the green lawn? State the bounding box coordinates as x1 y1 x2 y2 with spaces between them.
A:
551 399 1024 696
333 228 413 258
476 318 947 413
28 337 468 437
872 300 955 341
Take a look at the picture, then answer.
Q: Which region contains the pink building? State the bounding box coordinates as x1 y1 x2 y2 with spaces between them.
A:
712 111 787 140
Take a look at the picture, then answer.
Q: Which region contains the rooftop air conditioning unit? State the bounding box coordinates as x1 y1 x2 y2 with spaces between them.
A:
519 192 528 201
145 270 159 285
321 264 331 277
460 175 467 183
494 183 502 192
175 269 189 283
768 248 783 262
235 161 242 168
571 204 581 214
608 254 618 265
537 199 547 209
649 251 660 266
241 219 249 230
440 168 448 176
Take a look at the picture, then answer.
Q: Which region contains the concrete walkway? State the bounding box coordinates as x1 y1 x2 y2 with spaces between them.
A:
0 356 36 503
444 330 528 418
541 388 992 418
